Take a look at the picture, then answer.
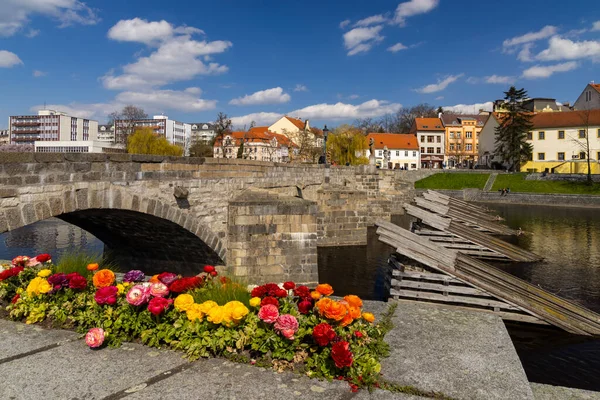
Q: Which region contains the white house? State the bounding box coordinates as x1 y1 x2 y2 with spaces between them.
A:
213 127 295 163
268 116 323 150
410 117 445 169
574 82 600 111
366 133 420 170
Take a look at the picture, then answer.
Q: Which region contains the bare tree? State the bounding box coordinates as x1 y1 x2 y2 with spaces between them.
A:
109 105 148 144
569 109 594 184
212 112 233 154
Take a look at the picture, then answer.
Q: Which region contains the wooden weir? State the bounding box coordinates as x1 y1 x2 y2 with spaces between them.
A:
376 220 600 335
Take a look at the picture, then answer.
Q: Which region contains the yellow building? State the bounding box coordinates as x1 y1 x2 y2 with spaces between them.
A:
440 114 489 168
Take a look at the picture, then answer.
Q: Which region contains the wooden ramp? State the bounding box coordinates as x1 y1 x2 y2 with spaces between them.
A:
377 220 600 336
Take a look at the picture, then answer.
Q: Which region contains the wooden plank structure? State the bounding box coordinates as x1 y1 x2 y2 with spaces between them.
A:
377 220 600 335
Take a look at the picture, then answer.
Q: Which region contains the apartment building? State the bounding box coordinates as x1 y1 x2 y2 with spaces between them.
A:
114 115 191 154
97 124 116 142
213 126 295 163
9 109 98 146
189 123 216 144
411 117 445 169
0 129 8 145
441 114 489 168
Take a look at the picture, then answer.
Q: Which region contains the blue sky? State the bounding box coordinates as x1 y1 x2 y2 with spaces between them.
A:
0 0 599 129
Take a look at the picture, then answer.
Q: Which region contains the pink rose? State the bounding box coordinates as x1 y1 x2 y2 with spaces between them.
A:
147 297 172 316
85 328 105 348
149 282 169 298
258 304 279 324
126 284 151 306
274 314 299 340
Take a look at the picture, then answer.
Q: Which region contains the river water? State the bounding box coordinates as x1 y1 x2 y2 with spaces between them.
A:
2 205 600 390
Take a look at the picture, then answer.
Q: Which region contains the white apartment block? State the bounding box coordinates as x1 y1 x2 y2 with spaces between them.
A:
411 117 445 169
97 124 116 142
365 133 420 170
114 115 191 155
190 123 216 144
9 109 98 146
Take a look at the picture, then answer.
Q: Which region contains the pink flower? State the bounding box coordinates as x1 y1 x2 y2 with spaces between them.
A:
85 328 105 348
95 286 118 305
126 284 151 306
149 282 169 298
258 304 279 324
147 297 172 316
274 314 299 340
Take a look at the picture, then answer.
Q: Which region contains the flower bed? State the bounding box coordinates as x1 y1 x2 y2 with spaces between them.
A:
0 254 393 391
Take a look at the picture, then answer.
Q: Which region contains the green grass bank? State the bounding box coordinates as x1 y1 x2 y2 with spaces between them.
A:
414 173 490 190
491 174 600 195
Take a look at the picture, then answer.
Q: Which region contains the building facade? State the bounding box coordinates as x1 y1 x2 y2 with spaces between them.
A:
441 114 489 168
97 124 115 142
189 123 216 144
268 116 323 156
34 140 126 153
574 83 600 111
9 109 98 146
411 117 445 169
0 129 8 145
213 127 295 163
366 133 420 170
114 115 191 154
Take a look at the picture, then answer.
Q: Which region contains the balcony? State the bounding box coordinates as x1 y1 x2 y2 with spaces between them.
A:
12 129 40 134
12 121 41 127
11 136 39 142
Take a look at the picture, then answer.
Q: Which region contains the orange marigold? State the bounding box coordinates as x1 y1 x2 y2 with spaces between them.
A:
92 269 116 288
321 300 348 321
344 295 363 309
310 290 322 300
316 283 334 296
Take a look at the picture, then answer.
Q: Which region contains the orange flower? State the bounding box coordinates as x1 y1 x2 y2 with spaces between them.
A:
92 269 116 288
362 312 375 323
86 263 99 271
320 300 348 321
315 297 333 312
348 306 361 319
340 313 354 327
310 290 322 300
149 274 160 283
344 295 363 309
316 284 334 296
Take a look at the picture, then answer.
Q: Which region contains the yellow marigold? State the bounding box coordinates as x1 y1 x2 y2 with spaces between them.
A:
207 306 225 324
92 269 115 288
186 303 204 322
198 300 219 314
26 277 52 296
310 290 322 300
344 295 363 309
362 312 375 323
37 269 52 278
316 283 334 296
249 297 261 307
174 294 195 312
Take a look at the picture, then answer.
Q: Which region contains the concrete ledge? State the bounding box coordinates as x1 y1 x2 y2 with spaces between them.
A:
531 383 600 399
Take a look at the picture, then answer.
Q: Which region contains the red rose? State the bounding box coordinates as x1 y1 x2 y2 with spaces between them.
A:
263 283 280 297
298 300 313 315
94 286 118 305
354 331 364 338
312 323 336 346
331 341 353 368
168 277 202 293
293 285 311 299
147 297 172 316
203 265 215 273
275 288 288 298
283 281 295 290
11 293 20 304
260 296 279 307
35 253 52 263
158 272 178 286
68 274 88 290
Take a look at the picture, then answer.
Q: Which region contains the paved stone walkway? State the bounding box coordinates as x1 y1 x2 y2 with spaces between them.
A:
483 173 498 192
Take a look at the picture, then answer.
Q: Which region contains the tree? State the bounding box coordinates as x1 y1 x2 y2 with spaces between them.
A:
289 127 322 163
436 106 444 114
213 112 232 147
570 109 593 184
189 141 214 157
374 104 438 133
326 125 369 165
127 128 183 156
109 105 148 144
353 118 381 134
237 138 245 158
494 87 533 171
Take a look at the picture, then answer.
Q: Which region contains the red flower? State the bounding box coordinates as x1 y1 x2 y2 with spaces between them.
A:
158 272 178 286
11 293 20 304
147 297 172 316
219 276 230 284
251 286 266 298
35 253 52 263
258 304 279 324
68 274 88 290
331 341 353 368
94 286 118 305
298 300 313 315
203 265 215 273
263 283 281 297
0 266 23 282
168 277 202 293
275 288 288 298
283 281 296 290
209 270 218 277
260 296 279 307
293 285 311 299
354 331 364 338
312 323 336 347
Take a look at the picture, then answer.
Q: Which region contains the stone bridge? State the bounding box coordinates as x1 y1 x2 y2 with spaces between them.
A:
0 153 417 284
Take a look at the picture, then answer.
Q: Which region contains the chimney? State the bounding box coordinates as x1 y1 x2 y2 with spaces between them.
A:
438 112 442 118
304 119 309 130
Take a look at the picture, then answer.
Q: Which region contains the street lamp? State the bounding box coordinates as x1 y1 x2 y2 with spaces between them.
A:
322 125 329 165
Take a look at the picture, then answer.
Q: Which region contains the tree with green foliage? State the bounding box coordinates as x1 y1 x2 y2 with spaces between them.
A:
326 125 369 165
189 141 214 157
237 139 245 158
127 128 183 156
494 87 533 171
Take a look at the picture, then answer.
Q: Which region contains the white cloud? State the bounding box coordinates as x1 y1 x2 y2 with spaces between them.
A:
517 43 534 62
0 50 22 67
394 0 439 26
536 36 600 61
354 14 388 27
443 102 493 114
466 77 480 84
107 18 176 45
343 25 384 56
415 74 463 94
30 103 111 120
522 61 579 79
339 19 351 29
116 89 217 112
294 84 308 92
231 112 284 128
592 21 600 32
184 87 202 95
289 99 401 120
33 70 46 77
502 25 557 48
435 96 444 100
387 42 408 52
0 0 99 37
485 75 516 84
25 29 39 38
230 87 291 106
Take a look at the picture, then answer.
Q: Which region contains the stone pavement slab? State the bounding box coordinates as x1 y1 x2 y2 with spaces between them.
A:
381 300 534 400
531 383 600 400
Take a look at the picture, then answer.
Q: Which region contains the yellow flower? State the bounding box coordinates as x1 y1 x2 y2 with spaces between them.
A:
174 294 195 312
249 297 261 307
26 277 52 296
37 269 52 278
198 300 219 314
186 303 204 322
116 284 126 294
207 306 225 324
362 312 375 323
223 301 249 326
16 288 23 294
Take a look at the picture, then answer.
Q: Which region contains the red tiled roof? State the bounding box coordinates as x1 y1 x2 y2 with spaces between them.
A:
532 109 600 129
413 118 444 131
285 116 306 130
214 128 298 147
367 133 419 150
591 83 600 93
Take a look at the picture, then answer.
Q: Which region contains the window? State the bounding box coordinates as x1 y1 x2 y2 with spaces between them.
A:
436 136 441 143
597 151 600 161
421 147 425 153
396 151 400 156
413 151 416 157
558 130 565 139
411 164 416 169
538 131 545 140
405 151 408 156
528 153 533 161
427 136 434 143
456 132 461 139
427 147 434 154
449 132 454 139
421 136 425 142
538 153 545 160
378 150 383 156
527 132 533 140
450 144 455 151
580 152 586 160
598 129 600 138
457 144 462 151
558 152 565 161
466 144 472 151
423 125 428 129
466 132 472 139
579 130 586 139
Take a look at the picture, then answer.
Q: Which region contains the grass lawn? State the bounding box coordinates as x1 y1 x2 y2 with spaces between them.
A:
414 173 490 190
492 174 600 195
